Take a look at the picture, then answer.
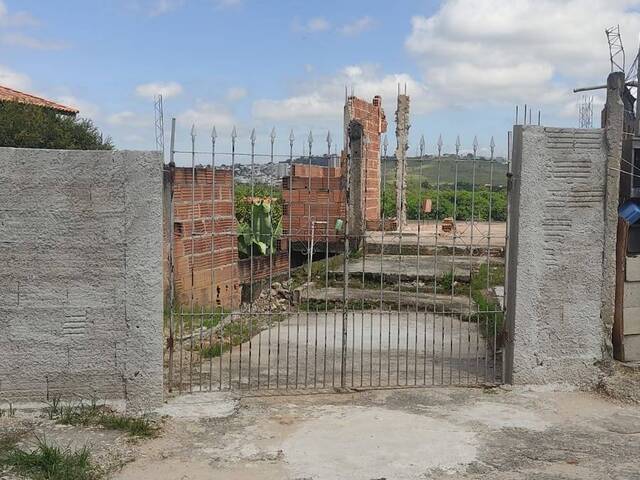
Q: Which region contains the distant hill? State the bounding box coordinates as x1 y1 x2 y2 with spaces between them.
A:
382 156 508 188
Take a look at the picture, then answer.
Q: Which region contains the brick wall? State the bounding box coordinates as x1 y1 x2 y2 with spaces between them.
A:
281 95 388 250
344 95 388 223
281 163 347 247
165 166 241 309
238 251 289 284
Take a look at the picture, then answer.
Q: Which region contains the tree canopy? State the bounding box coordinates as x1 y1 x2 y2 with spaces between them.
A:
0 101 113 150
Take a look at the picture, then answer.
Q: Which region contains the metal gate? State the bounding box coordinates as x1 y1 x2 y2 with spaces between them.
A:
164 119 508 394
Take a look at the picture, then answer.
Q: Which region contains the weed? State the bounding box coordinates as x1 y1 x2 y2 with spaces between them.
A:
46 395 62 420
97 413 156 438
200 342 230 359
47 402 158 438
0 436 97 480
439 271 454 292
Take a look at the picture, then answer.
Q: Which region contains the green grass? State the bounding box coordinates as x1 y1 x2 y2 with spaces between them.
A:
199 313 287 359
47 401 158 438
165 306 229 334
0 436 97 480
469 263 505 341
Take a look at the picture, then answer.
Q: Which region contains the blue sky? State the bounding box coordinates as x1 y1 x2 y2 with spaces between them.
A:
2 0 640 162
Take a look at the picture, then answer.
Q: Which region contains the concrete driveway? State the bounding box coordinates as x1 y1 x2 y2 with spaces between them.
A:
176 311 497 393
114 386 640 480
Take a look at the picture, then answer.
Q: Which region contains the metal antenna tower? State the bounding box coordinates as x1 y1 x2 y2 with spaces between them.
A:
154 94 165 157
606 25 625 73
578 96 593 129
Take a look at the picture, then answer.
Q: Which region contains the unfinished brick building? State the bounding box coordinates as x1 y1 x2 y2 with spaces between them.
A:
282 95 388 253
164 165 290 309
282 163 346 251
164 166 241 309
344 95 388 230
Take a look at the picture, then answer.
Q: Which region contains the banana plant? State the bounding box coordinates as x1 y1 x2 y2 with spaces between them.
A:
237 198 282 258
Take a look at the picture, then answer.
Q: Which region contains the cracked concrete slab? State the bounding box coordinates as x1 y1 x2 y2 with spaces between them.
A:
112 387 640 480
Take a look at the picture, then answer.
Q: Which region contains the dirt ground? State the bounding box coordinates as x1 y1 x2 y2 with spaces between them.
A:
108 385 639 480
2 385 639 479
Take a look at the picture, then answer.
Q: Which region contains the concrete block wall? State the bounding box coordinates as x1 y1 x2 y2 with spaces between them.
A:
0 148 163 409
506 126 609 385
165 166 241 309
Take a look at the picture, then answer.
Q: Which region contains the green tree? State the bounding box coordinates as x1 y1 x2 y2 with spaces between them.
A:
0 102 113 150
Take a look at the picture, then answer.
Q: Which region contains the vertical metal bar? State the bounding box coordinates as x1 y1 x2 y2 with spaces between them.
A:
168 118 176 393
340 136 351 390
270 128 277 389
503 130 513 384
432 135 443 385
199 305 204 390
396 141 405 386
486 154 495 383
323 132 331 388
189 125 196 394
286 131 294 389
230 127 237 390
304 131 313 388
179 305 184 394
467 137 478 385
210 127 217 391
449 136 460 385
379 136 388 387
360 132 368 387
248 129 256 389
415 135 425 385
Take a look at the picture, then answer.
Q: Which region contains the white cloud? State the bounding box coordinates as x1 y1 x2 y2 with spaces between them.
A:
253 93 341 121
178 102 235 128
135 81 183 99
226 86 247 101
149 0 185 16
0 65 31 90
0 1 38 27
292 17 331 33
107 111 151 128
339 16 375 36
1 32 67 50
252 64 429 123
146 0 240 15
54 95 100 119
405 0 640 109
213 0 242 8
0 1 64 50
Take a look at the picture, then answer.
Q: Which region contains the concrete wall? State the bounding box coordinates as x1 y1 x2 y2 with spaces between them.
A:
506 126 609 385
0 148 163 409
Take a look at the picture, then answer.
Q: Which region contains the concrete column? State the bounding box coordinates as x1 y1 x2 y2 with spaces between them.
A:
348 121 365 239
395 94 410 228
601 72 625 364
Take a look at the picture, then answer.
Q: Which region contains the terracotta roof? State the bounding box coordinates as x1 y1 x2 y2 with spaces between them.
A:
0 85 79 115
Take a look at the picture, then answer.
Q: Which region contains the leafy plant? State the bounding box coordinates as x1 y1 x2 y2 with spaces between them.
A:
237 198 282 258
0 102 113 150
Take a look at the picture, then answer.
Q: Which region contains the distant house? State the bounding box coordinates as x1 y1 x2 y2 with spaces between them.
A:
0 85 78 116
